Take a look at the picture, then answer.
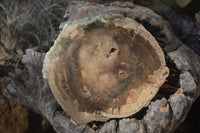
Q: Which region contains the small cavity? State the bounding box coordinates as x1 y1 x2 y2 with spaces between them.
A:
107 48 117 58
88 121 105 130
118 70 127 78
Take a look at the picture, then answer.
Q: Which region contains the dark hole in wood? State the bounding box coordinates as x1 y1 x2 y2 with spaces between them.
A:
118 70 127 78
119 71 123 74
107 48 117 58
110 48 117 53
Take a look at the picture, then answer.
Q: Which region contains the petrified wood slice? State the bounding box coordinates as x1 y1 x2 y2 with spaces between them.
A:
42 15 169 124
2 2 200 133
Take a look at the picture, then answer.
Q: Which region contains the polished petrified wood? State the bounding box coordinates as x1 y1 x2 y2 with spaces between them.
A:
43 15 169 124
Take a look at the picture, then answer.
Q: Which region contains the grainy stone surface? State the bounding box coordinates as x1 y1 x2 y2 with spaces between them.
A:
144 98 172 133
118 119 146 133
180 71 197 98
162 9 200 56
98 120 117 133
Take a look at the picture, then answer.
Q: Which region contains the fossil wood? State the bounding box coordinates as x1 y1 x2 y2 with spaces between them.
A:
43 15 169 124
1 1 200 133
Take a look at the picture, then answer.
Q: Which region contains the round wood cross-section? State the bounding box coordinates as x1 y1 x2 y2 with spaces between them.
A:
43 15 169 124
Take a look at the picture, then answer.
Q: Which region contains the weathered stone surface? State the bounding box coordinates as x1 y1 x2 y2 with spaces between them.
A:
98 120 117 133
168 45 200 87
118 119 146 133
162 9 200 56
144 98 172 133
168 93 189 132
180 71 197 99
